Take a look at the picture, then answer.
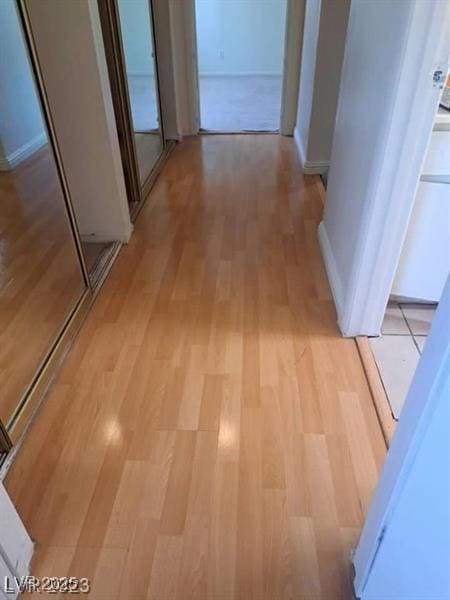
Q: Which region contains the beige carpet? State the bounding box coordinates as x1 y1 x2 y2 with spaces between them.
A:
199 74 282 131
128 74 283 133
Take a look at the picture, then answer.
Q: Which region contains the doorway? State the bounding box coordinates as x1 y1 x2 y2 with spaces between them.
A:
194 0 287 132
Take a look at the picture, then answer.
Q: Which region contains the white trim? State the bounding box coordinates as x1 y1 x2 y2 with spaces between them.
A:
0 133 46 171
335 0 450 336
294 126 329 174
198 71 282 78
80 225 132 244
301 160 330 175
280 0 305 136
187 0 200 134
126 70 154 77
168 0 199 136
318 221 344 316
294 125 306 163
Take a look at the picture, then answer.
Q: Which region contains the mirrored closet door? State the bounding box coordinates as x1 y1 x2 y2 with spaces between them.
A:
0 0 87 443
99 0 166 216
118 0 164 186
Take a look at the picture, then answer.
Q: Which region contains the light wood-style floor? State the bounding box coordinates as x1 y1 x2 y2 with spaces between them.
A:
5 136 386 599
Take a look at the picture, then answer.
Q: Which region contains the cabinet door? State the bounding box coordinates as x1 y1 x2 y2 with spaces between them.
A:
392 181 450 302
422 131 450 177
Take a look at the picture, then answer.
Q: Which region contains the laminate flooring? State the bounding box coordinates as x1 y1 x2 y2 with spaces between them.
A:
6 135 386 600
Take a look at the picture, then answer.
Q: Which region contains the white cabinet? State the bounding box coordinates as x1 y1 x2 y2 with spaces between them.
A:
392 107 450 302
422 131 450 178
392 181 450 302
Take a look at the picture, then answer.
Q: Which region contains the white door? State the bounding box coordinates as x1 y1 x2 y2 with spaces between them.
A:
353 277 450 598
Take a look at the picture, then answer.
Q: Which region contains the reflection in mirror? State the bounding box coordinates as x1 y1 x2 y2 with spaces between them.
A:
0 0 86 427
117 0 164 185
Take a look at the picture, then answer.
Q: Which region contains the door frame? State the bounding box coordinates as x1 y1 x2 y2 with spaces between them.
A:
280 0 305 135
176 0 303 136
168 0 200 136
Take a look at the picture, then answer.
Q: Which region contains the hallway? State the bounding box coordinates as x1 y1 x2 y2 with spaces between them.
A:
5 136 386 599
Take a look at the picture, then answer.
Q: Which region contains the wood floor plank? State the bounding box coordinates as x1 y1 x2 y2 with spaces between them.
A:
5 136 385 599
261 387 287 490
89 547 127 600
147 535 183 600
339 391 381 514
326 434 364 528
198 374 223 431
290 517 322 598
176 432 218 600
118 517 159 599
236 407 264 599
208 459 238 599
160 430 197 535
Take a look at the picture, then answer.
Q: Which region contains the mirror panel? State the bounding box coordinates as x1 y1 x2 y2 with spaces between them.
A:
0 0 86 428
117 0 164 185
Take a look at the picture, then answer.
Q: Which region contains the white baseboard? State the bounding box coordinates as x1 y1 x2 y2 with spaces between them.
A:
0 133 47 171
318 221 344 319
198 71 282 78
293 127 330 174
301 160 330 175
129 71 282 79
80 223 133 245
128 71 154 78
80 233 126 244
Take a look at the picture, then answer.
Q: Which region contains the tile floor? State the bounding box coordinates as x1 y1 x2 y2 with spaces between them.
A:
370 302 437 419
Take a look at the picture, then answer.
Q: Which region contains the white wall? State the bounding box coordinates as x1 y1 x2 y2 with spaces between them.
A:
294 0 350 172
195 0 286 76
354 277 450 598
23 0 132 243
118 0 155 76
321 1 412 307
0 0 46 170
318 0 450 336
